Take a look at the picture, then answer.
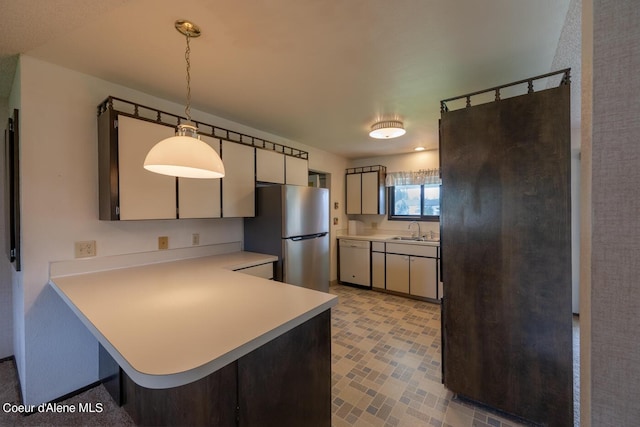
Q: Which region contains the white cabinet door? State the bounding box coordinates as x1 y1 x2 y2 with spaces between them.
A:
386 254 409 293
178 135 221 218
221 141 255 217
372 252 385 289
118 116 176 220
285 156 309 186
256 149 285 184
361 171 380 214
346 174 361 214
410 256 437 299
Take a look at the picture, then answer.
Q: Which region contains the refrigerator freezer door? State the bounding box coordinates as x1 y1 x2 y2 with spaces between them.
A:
283 186 329 238
283 234 329 292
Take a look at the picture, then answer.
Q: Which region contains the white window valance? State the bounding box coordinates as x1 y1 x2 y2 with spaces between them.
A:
385 168 441 187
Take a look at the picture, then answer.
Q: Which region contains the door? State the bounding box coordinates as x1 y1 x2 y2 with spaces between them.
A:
178 135 221 218
371 252 385 289
440 82 572 425
283 234 329 292
385 254 409 293
410 257 437 299
345 174 361 214
361 171 379 214
256 149 285 184
118 116 176 220
283 186 328 237
285 156 309 186
221 141 255 217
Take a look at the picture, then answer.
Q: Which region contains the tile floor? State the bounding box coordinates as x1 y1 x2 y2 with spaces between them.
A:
329 283 579 427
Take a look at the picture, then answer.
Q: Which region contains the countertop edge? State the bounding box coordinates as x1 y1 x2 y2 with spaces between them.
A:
337 234 440 246
129 298 337 389
49 252 337 389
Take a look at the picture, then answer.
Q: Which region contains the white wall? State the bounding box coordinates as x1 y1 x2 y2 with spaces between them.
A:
13 54 348 405
347 150 440 236
0 96 13 359
8 59 25 380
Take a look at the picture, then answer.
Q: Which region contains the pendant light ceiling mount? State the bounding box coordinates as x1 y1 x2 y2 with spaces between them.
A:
175 20 201 38
369 120 406 139
144 20 225 179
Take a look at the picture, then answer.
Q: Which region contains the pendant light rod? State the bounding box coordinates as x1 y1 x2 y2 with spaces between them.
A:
184 33 193 121
175 20 201 123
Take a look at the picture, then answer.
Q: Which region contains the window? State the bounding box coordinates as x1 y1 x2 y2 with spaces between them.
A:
388 183 440 221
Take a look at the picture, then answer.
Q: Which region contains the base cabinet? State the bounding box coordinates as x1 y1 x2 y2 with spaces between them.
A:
382 243 439 300
113 311 331 427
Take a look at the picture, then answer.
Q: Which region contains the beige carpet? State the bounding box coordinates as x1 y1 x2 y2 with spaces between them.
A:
0 359 134 426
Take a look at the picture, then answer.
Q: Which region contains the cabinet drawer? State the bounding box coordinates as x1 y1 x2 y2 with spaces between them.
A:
234 263 274 279
371 241 385 252
386 243 437 258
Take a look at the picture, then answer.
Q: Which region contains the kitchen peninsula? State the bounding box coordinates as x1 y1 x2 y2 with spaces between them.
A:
49 252 337 426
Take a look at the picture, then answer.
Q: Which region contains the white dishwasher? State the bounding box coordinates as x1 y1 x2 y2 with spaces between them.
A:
339 239 371 287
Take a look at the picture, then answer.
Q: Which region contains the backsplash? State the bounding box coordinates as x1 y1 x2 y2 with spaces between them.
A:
341 216 440 238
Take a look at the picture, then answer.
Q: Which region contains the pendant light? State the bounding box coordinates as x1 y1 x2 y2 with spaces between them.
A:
369 120 406 139
144 20 225 179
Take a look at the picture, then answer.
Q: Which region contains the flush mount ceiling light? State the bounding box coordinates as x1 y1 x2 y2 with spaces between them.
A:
144 20 225 179
414 146 426 152
369 120 406 139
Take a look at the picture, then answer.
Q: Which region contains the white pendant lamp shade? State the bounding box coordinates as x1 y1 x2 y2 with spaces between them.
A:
144 124 225 179
369 120 406 139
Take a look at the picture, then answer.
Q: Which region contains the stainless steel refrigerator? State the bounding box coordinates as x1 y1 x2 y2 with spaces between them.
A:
244 185 329 292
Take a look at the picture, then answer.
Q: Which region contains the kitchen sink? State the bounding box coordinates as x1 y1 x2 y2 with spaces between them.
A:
391 236 440 243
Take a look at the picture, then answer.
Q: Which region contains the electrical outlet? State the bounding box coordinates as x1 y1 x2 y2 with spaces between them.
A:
75 241 96 258
192 233 200 246
158 236 169 250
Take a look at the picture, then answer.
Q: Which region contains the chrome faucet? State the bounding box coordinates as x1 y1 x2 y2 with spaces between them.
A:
408 221 421 239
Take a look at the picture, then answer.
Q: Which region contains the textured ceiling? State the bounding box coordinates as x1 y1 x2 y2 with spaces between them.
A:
0 0 579 159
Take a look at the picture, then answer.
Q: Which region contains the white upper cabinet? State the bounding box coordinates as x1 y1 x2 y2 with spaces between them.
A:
221 141 255 217
256 149 285 184
285 156 309 186
98 98 310 221
118 116 176 220
178 135 222 218
345 166 386 215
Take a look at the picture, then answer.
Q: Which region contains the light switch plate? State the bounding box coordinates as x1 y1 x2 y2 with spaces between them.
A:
75 241 96 258
158 236 169 250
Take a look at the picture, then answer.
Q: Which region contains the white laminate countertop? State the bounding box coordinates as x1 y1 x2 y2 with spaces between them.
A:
337 234 440 247
49 252 337 389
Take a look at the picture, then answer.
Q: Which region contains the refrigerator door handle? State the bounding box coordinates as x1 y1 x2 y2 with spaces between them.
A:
290 232 328 241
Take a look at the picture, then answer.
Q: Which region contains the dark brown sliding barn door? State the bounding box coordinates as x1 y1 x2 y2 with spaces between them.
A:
440 83 573 426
